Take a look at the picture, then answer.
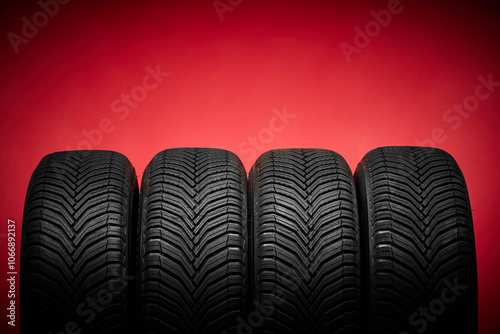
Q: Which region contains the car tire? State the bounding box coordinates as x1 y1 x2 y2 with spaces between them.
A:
137 148 248 334
248 149 361 334
354 146 478 333
20 150 138 333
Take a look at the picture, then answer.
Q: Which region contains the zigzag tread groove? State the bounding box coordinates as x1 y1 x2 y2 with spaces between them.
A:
138 148 247 334
20 151 137 333
251 149 361 334
355 146 477 333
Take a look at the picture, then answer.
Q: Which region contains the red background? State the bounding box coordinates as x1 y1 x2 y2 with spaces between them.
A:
1 0 499 332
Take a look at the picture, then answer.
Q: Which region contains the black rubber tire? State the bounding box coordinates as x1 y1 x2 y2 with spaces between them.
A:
248 149 361 334
137 148 248 334
354 146 478 334
20 151 138 333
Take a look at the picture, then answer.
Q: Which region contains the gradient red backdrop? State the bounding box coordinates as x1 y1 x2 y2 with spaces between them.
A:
1 0 499 333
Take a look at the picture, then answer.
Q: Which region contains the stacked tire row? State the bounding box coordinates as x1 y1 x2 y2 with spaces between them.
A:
20 147 478 334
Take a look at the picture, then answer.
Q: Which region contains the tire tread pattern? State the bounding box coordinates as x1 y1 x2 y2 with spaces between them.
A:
355 146 477 333
250 149 361 334
138 148 247 334
20 150 137 333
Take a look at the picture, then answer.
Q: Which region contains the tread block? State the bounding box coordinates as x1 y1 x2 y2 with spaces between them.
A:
355 146 478 334
249 149 361 334
21 150 138 333
138 148 247 334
